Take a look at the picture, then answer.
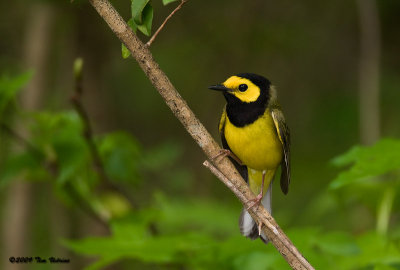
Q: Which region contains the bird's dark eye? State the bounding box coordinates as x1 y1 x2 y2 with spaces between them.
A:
238 84 248 92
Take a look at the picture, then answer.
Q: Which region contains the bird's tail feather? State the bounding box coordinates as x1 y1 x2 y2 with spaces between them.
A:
239 180 272 243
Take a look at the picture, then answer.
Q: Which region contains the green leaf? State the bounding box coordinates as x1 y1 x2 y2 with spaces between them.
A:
98 131 141 184
0 71 32 117
232 252 281 270
131 0 150 25
100 192 132 218
29 111 92 185
331 145 363 167
63 195 237 269
83 255 121 270
342 232 400 269
162 0 178 5
330 139 400 189
139 141 182 171
121 44 131 59
315 231 360 256
71 193 400 270
53 135 88 185
0 151 44 187
30 111 83 145
136 3 153 36
127 1 153 40
152 192 238 235
63 217 215 269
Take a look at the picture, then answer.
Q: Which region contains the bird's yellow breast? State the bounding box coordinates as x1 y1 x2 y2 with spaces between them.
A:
224 109 283 171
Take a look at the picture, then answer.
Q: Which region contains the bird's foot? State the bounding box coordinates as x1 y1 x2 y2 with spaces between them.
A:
212 149 231 161
212 149 243 165
246 191 263 210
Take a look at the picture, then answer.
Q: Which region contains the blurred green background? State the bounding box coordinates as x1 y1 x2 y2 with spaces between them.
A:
1 0 400 269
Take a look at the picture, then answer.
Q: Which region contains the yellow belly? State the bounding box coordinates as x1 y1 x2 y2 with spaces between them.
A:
224 109 283 171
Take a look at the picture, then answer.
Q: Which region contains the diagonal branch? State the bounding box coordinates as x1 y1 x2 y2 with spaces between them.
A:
87 0 314 269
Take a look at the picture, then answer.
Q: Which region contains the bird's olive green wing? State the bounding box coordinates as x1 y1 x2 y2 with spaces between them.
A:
219 106 248 182
271 108 291 195
218 106 227 135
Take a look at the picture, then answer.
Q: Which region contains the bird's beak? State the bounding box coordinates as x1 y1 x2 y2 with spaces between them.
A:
208 84 231 92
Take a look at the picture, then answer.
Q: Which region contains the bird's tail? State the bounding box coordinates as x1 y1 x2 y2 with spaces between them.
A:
239 180 272 244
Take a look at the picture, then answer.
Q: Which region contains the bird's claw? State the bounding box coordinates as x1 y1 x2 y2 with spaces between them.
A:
212 149 232 162
246 192 263 210
212 149 243 165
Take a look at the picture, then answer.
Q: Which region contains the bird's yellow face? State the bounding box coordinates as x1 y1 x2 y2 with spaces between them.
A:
222 76 261 103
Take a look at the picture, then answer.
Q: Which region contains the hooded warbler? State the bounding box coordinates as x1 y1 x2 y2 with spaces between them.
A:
209 73 291 243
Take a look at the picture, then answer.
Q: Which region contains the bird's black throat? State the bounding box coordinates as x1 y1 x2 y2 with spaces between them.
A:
224 90 269 127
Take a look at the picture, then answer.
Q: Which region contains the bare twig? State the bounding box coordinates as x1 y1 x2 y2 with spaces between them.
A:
87 0 314 269
145 0 188 47
71 91 107 183
70 59 105 180
70 58 137 208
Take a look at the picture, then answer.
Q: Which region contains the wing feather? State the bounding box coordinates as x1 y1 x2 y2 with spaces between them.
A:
271 109 291 194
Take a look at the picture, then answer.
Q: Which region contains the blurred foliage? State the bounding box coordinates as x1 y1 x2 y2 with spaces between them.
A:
1 0 400 269
61 139 400 269
0 71 32 118
2 68 400 268
64 196 400 270
330 139 400 189
0 71 192 223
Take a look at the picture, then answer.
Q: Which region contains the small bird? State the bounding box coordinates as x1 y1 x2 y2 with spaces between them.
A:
209 73 290 243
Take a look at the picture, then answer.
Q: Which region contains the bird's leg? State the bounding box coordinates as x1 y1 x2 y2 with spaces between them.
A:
246 171 266 210
212 149 243 165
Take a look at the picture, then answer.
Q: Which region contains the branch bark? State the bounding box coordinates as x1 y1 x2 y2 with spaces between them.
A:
88 0 314 269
